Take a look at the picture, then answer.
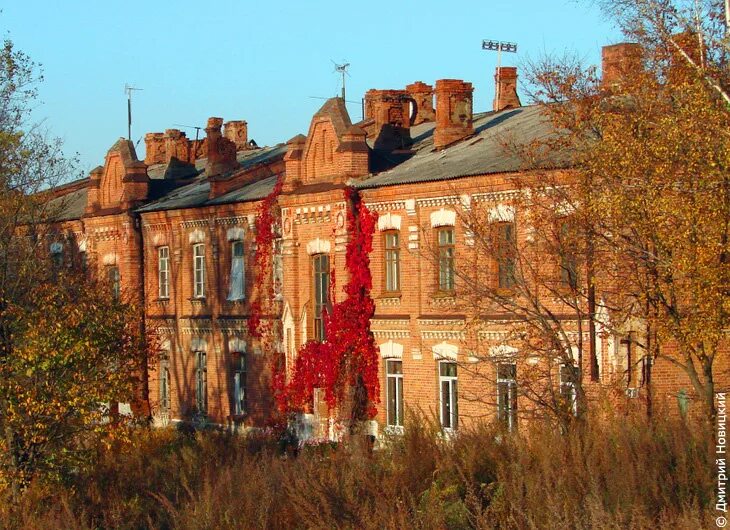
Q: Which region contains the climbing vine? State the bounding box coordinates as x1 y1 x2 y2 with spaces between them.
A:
248 181 380 426
278 187 380 423
247 176 283 343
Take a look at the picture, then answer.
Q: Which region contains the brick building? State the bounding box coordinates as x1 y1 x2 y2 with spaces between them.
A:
46 44 727 435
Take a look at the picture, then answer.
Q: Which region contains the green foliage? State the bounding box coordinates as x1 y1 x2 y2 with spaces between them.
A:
0 270 154 490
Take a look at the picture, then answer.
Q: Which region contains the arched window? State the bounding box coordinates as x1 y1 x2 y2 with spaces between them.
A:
383 231 400 292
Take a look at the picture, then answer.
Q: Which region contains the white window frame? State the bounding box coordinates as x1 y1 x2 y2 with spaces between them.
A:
386 359 404 429
497 363 517 431
158 246 170 299
384 231 400 292
233 353 246 416
439 361 458 431
193 243 205 299
227 240 245 301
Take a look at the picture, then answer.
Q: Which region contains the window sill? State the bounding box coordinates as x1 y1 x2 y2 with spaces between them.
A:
432 290 456 299
190 297 207 305
384 425 404 436
225 298 246 304
378 292 402 300
156 298 170 303
495 288 516 297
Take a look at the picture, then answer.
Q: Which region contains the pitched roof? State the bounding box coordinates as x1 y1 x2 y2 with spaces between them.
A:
136 145 286 213
354 105 566 189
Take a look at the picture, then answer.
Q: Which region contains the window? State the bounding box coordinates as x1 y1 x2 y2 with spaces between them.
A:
195 350 207 414
559 222 578 289
386 360 404 428
384 231 400 292
313 254 330 342
497 223 516 289
233 353 246 415
228 241 245 300
497 363 517 431
437 228 455 292
107 265 120 299
193 243 205 298
79 251 88 272
560 364 579 416
159 358 170 411
439 362 458 430
158 246 170 299
50 242 63 269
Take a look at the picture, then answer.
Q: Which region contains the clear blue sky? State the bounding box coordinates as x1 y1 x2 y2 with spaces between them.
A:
3 1 621 178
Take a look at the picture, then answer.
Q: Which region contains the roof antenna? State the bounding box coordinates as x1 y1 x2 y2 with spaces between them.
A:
332 61 350 101
173 123 203 144
124 84 143 141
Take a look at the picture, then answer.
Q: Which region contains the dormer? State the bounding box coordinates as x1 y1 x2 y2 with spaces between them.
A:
287 98 368 190
85 138 149 214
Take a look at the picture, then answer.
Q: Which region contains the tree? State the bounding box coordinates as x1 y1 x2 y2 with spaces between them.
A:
0 40 154 493
519 0 730 422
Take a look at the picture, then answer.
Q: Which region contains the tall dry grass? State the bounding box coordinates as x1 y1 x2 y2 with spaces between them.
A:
0 412 715 529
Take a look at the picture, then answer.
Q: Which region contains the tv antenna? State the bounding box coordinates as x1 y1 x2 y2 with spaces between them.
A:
173 123 203 143
124 84 143 141
481 40 517 110
332 61 350 101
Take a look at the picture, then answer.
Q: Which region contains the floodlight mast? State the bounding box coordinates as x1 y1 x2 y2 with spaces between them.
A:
481 40 517 110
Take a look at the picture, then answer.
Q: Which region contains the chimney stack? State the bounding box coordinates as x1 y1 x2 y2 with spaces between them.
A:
144 133 166 165
493 67 521 112
405 81 435 125
363 89 412 150
601 42 642 89
205 117 238 177
224 120 249 151
434 79 473 150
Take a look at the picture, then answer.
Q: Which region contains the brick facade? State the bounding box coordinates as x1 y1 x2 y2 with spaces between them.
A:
46 50 728 435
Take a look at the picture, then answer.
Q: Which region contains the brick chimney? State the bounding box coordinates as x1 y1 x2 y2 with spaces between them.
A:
601 42 642 89
205 117 238 177
667 31 704 85
224 120 249 151
336 125 369 178
363 89 412 150
84 166 103 214
283 134 306 192
405 81 435 125
434 79 474 150
493 67 521 112
164 129 192 164
144 133 166 165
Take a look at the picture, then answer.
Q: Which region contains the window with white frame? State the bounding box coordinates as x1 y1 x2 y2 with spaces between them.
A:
228 240 245 300
497 363 517 431
386 359 404 428
193 243 205 298
560 363 579 416
158 246 170 299
437 228 455 292
384 231 400 292
195 350 207 414
439 361 458 430
159 358 170 411
232 353 246 416
313 253 330 342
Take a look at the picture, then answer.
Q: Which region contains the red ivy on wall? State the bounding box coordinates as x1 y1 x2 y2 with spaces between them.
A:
247 176 283 342
277 187 380 420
